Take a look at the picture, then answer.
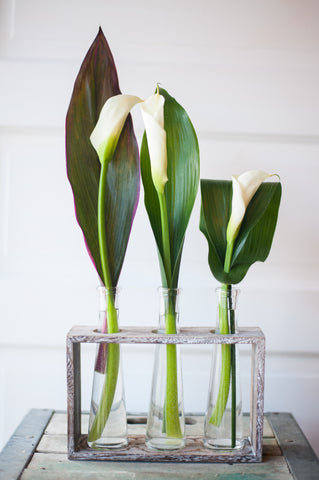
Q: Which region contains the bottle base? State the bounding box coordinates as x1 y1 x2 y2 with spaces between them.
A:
145 437 186 451
88 437 128 450
203 437 244 451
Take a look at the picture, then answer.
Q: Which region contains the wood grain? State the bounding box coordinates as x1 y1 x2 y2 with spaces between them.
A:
67 325 265 345
6 410 317 480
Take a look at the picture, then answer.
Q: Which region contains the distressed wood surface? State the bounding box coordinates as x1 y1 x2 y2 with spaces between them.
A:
0 409 54 480
267 412 319 480
67 325 265 344
21 454 293 480
3 411 318 479
251 340 266 461
25 414 290 478
72 435 258 463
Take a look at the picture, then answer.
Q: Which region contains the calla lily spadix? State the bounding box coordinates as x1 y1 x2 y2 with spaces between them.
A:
90 94 142 165
141 93 168 194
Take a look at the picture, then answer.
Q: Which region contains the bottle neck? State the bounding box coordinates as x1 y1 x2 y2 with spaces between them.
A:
98 286 119 334
158 287 181 334
215 285 240 333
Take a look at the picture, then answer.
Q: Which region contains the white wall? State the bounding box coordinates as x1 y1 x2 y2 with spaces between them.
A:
0 0 319 456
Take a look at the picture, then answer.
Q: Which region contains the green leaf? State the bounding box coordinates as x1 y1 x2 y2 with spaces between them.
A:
200 180 231 282
200 179 282 284
66 28 140 285
141 87 200 287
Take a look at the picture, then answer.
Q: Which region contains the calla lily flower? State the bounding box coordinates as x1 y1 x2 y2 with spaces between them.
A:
226 170 271 244
141 93 168 194
90 94 142 164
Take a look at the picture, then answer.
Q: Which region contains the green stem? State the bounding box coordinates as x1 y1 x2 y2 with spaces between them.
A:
88 343 120 442
209 238 237 447
209 238 234 429
229 285 236 448
164 301 182 438
88 160 120 442
158 192 172 286
224 239 234 274
98 162 113 296
158 192 181 438
165 343 182 437
209 283 231 426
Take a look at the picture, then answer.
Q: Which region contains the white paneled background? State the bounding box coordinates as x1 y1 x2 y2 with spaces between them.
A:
1 0 319 456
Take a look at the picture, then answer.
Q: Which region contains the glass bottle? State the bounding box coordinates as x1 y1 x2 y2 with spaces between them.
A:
204 285 244 450
146 288 185 450
88 287 128 449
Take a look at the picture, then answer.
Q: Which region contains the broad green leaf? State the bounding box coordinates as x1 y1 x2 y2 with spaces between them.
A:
141 87 200 288
200 179 281 284
66 28 140 285
200 180 231 282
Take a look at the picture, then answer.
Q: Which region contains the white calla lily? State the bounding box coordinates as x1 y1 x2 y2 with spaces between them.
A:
90 94 142 164
226 170 271 244
141 92 168 194
90 90 168 193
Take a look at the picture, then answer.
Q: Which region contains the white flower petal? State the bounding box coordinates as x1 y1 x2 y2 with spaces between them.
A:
237 170 270 207
141 93 168 194
142 93 164 128
90 94 142 164
226 170 271 243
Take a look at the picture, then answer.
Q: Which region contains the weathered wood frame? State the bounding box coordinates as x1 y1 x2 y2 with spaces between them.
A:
66 326 265 462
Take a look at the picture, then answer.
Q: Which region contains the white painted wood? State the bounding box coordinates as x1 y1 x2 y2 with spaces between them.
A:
0 0 318 458
1 52 319 134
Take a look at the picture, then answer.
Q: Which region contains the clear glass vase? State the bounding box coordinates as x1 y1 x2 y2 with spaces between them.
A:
146 288 185 450
88 287 128 449
204 285 244 450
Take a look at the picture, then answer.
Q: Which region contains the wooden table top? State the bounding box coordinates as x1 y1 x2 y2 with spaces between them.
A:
0 410 318 479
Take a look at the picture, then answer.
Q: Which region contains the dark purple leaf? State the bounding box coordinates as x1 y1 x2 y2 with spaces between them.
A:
66 28 140 285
